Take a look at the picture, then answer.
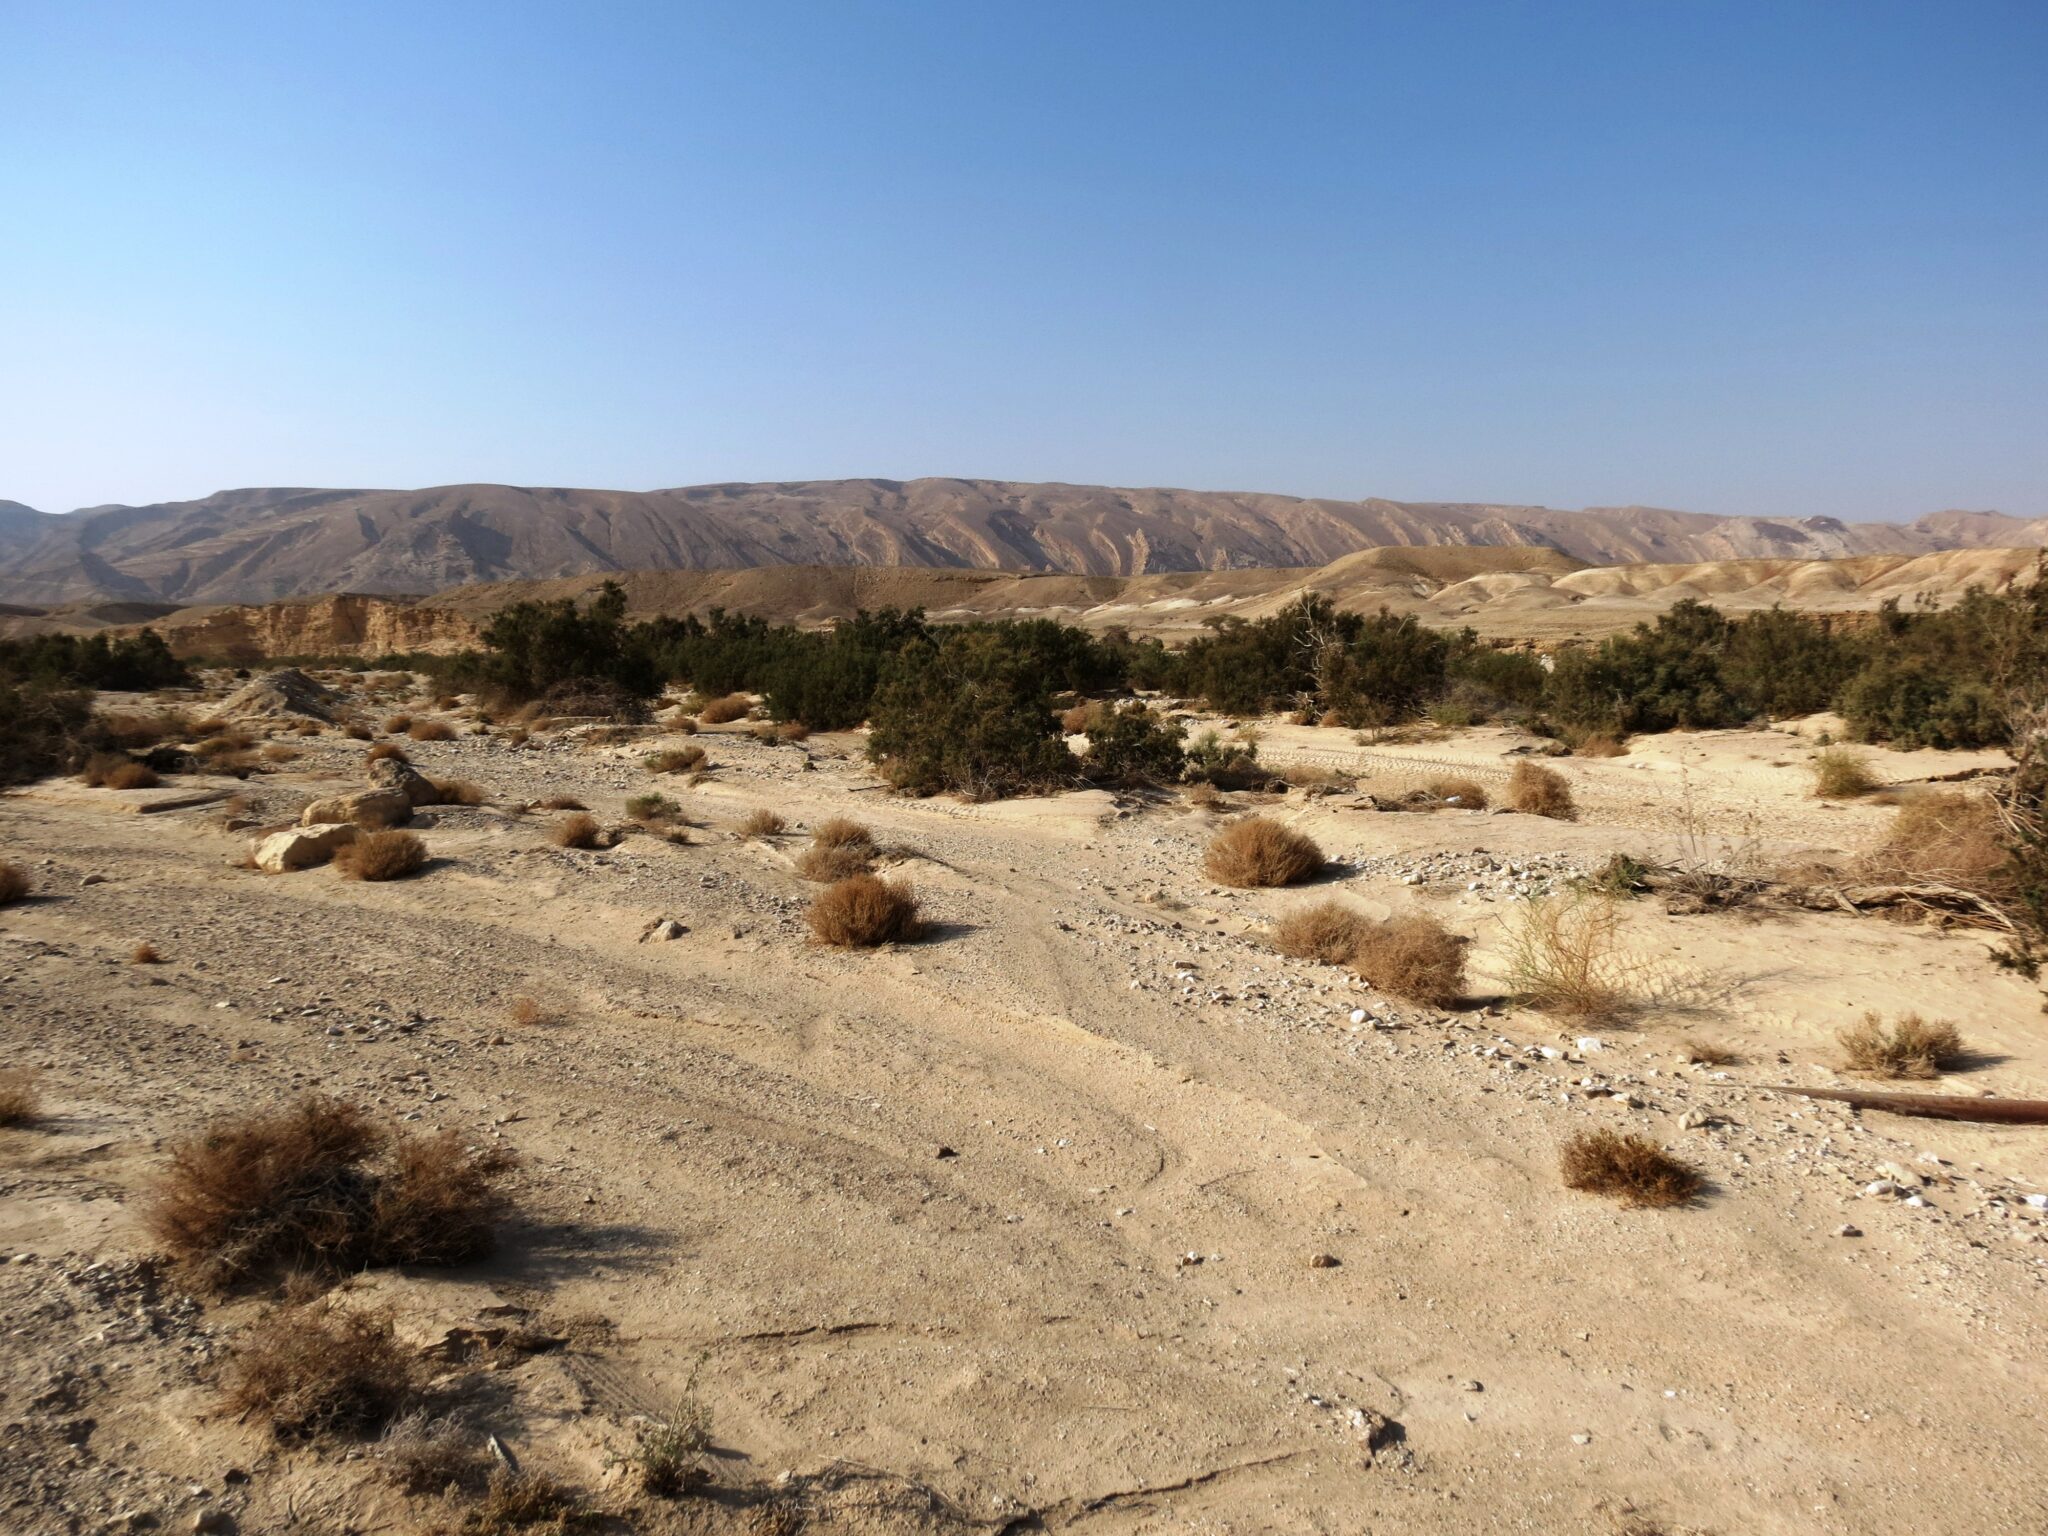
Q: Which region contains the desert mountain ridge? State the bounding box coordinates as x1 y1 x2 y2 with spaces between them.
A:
0 477 2040 606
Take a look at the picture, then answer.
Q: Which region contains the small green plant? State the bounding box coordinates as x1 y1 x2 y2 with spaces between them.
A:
1811 745 1877 799
609 1356 714 1497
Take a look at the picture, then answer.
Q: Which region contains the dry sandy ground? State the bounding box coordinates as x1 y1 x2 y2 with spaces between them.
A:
3 689 2047 1536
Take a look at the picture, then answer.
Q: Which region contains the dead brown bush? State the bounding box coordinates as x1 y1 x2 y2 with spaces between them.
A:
335 829 428 881
379 1409 493 1495
1561 1129 1702 1207
365 741 410 764
382 714 413 734
797 841 872 882
1185 781 1225 811
131 942 162 964
1060 702 1105 735
428 777 486 806
1861 791 2014 905
1203 816 1323 888
1569 730 1627 758
0 859 29 905
549 812 601 849
1353 915 1468 1006
1425 776 1489 810
533 795 586 811
813 817 874 849
508 995 555 1027
1504 891 1640 1023
0 1069 39 1127
808 875 922 946
1505 761 1576 819
343 722 374 741
408 719 456 742
738 808 788 838
81 751 160 789
1270 901 1371 965
146 1095 511 1291
462 1468 589 1533
698 693 753 725
260 743 302 764
645 745 707 774
222 1303 420 1441
1837 1012 1967 1079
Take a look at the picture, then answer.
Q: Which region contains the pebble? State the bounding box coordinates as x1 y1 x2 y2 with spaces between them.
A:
1836 1224 1862 1238
1308 1253 1340 1269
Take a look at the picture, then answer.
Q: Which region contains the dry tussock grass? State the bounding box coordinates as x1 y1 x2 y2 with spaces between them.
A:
1838 1012 1967 1079
752 720 809 744
1425 776 1489 810
131 942 162 964
507 995 554 1027
1570 730 1626 757
146 1094 512 1291
223 1303 419 1441
408 719 456 742
0 1069 39 1127
808 874 921 946
366 741 410 763
1353 915 1468 1006
1505 760 1576 819
738 808 787 838
1504 891 1640 1023
0 858 29 905
813 817 874 849
1271 901 1371 964
1811 746 1877 799
1059 702 1104 735
1861 791 2013 904
1185 782 1225 812
461 1468 591 1533
336 829 428 881
533 795 586 811
797 842 871 881
382 714 413 734
1204 816 1323 888
82 752 160 789
379 1409 493 1495
698 693 753 724
645 745 707 774
93 709 192 751
261 743 302 764
428 777 486 806
1560 1130 1702 1208
550 812 601 849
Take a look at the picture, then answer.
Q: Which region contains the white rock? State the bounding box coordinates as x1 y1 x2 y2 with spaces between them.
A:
252 823 358 873
1575 1037 1605 1054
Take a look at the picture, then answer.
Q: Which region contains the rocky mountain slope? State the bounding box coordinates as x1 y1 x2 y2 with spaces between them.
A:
0 479 2039 605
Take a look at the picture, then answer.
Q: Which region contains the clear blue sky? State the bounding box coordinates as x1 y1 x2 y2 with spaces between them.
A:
2 1 2043 520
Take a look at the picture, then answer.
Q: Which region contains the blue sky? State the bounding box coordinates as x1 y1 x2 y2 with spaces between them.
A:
2 1 2043 520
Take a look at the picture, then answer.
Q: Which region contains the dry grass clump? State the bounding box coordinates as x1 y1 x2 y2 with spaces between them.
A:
382 713 413 734
1861 791 2013 903
813 817 874 849
461 1468 591 1533
428 777 487 806
223 1303 420 1441
131 942 162 964
1811 745 1877 799
1203 816 1323 888
343 722 374 741
1504 891 1638 1023
0 859 29 905
617 1393 713 1497
1353 914 1468 1007
698 693 753 725
533 795 586 811
1185 781 1225 812
1560 1129 1702 1208
738 808 788 838
1425 776 1488 810
81 751 161 789
366 741 410 764
1270 901 1371 965
808 874 922 946
550 812 602 849
335 829 428 881
93 709 192 751
0 1069 39 1127
1837 1012 1967 1079
645 744 707 774
1505 760 1576 819
507 995 557 1027
1678 1036 1739 1066
1570 730 1626 758
260 743 302 764
408 719 456 742
625 792 682 825
796 841 871 881
146 1094 512 1291
667 711 700 734
379 1409 493 1495
1060 702 1105 735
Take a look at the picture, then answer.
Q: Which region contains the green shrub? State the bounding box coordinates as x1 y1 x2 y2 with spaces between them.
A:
867 635 1073 799
1080 703 1186 784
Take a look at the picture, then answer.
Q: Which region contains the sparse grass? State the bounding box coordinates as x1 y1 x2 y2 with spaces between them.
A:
1589 852 1654 896
1811 745 1877 799
550 812 601 849
131 942 162 964
645 745 707 774
1203 816 1323 888
1560 1129 1702 1208
1353 915 1468 1006
1270 901 1371 965
1185 781 1225 812
428 777 487 806
379 1409 493 1495
1425 776 1488 810
615 1385 713 1498
145 1094 512 1291
1838 1012 1968 1079
221 1303 421 1441
366 741 410 764
1505 760 1576 819
752 720 809 744
335 829 428 881
738 808 787 838
0 1069 39 1127
82 752 160 789
459 1468 594 1533
408 719 456 742
93 708 192 751
668 712 700 734
698 693 753 724
1862 791 2013 905
1276 763 1354 792
0 859 29 905
1504 891 1639 1023
625 792 681 825
808 875 922 947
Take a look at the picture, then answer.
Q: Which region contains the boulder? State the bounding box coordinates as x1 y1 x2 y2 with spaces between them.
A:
252 823 357 873
300 789 411 828
367 757 439 806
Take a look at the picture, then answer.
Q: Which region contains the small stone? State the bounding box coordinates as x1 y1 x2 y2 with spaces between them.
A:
1835 1224 1861 1238
935 1145 958 1159
1307 1253 1340 1269
1570 1432 1592 1446
81 873 108 887
1460 1379 1483 1392
191 1511 234 1535
1863 1180 1899 1198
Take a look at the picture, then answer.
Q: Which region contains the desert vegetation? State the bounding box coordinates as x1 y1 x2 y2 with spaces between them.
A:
1837 1013 1968 1079
1271 900 1372 965
222 1303 421 1441
336 829 429 880
645 744 707 774
1811 745 1877 799
808 873 921 946
1204 816 1323 888
1505 761 1576 819
1351 915 1468 1006
1504 891 1639 1023
549 811 602 849
1560 1130 1703 1208
0 1069 40 1127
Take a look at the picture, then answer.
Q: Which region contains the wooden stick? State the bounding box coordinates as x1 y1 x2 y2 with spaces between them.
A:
1759 1085 2048 1125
